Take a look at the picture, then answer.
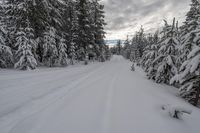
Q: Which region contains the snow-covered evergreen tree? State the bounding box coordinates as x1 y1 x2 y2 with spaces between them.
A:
116 40 122 55
5 0 38 70
57 34 68 66
14 21 37 70
145 32 160 80
75 0 95 64
67 0 79 65
0 44 13 68
104 45 111 60
91 0 106 60
2 0 107 69
123 36 131 59
171 0 200 106
130 28 146 63
136 26 146 59
42 27 58 67
153 19 179 84
0 4 13 68
0 27 13 68
140 34 154 69
69 42 76 65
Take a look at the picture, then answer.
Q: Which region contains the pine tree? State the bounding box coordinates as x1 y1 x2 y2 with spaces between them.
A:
0 4 13 68
116 40 122 55
91 0 106 60
153 19 179 84
104 45 111 60
2 0 107 69
14 20 37 70
57 34 68 66
178 0 200 64
171 0 200 106
69 42 76 65
123 36 131 59
140 34 154 69
0 44 13 68
67 0 79 65
130 29 146 64
137 26 146 58
42 27 58 67
145 32 159 80
0 24 13 68
75 0 95 64
5 0 37 70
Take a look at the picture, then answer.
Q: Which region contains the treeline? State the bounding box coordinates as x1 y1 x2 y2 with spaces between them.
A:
110 40 123 55
122 0 200 106
0 0 111 70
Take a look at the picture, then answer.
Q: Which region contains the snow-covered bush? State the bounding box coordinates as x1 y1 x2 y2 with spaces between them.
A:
131 63 135 71
162 104 192 119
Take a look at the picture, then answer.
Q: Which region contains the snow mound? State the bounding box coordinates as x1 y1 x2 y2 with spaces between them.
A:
162 104 192 119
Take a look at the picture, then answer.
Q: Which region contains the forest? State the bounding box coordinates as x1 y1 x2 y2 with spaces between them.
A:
0 0 200 133
119 0 200 106
0 0 110 70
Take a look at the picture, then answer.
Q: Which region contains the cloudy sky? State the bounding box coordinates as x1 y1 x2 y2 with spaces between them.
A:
102 0 191 40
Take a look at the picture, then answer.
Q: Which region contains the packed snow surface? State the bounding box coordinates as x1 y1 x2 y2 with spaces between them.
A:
0 55 200 133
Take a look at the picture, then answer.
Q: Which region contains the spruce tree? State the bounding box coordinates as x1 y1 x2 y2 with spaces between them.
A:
69 42 76 65
171 0 200 106
153 19 179 84
140 34 154 70
14 20 37 70
67 0 79 64
5 0 37 70
75 0 94 64
123 36 131 59
42 27 58 67
116 40 122 55
57 34 68 66
91 0 106 60
145 32 159 80
0 4 13 68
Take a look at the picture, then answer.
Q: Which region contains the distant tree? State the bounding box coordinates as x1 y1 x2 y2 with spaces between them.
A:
116 40 122 55
123 36 131 59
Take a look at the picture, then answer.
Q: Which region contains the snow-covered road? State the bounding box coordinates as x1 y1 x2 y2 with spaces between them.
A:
0 55 200 133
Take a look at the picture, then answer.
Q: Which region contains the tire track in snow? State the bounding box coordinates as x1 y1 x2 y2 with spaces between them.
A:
101 73 117 133
101 61 126 133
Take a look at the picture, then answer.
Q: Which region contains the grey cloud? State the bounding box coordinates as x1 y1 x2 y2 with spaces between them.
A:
102 0 191 39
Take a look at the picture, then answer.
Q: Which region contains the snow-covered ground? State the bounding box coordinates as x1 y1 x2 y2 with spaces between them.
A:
0 55 200 133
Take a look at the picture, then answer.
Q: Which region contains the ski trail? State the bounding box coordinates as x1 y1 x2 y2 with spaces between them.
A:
0 63 107 133
101 73 117 133
9 74 107 133
1 56 200 133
